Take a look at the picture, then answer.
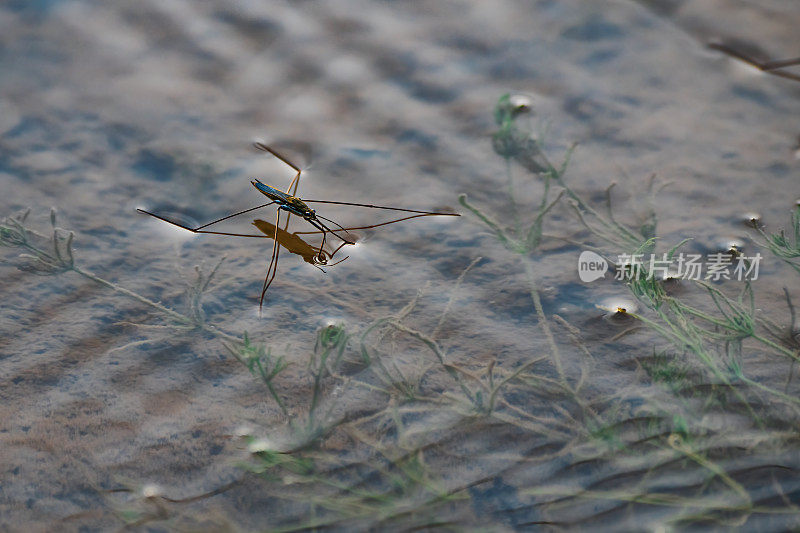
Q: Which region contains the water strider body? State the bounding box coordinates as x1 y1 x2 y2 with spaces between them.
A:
250 178 356 247
251 179 317 221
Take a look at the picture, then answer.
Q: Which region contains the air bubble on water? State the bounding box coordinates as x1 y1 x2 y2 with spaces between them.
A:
233 425 253 438
714 236 745 255
597 297 638 324
247 438 273 454
140 484 162 498
320 317 344 328
509 93 533 113
740 211 761 227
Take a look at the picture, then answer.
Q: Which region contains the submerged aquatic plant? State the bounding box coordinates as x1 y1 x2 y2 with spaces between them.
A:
752 204 800 274
453 94 800 528
225 332 290 416
8 93 800 530
0 207 240 343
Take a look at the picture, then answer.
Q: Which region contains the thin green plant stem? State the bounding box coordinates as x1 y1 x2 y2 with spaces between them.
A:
71 264 190 325
458 194 516 251
675 295 799 361
505 158 522 235
521 256 565 384
71 263 241 344
432 255 482 339
666 434 751 505
3 210 242 344
739 375 800 407
633 309 765 427
386 319 475 403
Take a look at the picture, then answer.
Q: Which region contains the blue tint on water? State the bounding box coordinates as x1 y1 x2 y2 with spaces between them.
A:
6 0 67 15
132 149 178 182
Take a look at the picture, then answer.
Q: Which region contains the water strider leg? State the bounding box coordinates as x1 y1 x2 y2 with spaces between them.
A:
315 214 357 244
761 57 800 70
303 199 460 216
326 241 351 264
259 208 283 311
253 142 303 196
194 202 278 230
137 202 276 235
316 221 328 262
294 213 449 237
253 144 305 307
709 43 800 83
306 217 356 248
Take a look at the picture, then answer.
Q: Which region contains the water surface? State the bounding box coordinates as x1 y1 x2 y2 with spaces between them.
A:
2 0 800 530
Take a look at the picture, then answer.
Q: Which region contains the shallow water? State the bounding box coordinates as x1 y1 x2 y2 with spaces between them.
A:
2 0 800 530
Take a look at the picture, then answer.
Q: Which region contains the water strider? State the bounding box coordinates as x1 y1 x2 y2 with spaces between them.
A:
137 142 460 311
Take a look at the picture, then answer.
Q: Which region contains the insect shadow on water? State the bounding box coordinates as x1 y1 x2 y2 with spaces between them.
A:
251 218 350 268
708 42 800 83
137 143 460 312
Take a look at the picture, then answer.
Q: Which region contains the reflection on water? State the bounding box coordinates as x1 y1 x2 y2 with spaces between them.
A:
252 217 350 265
2 0 800 530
